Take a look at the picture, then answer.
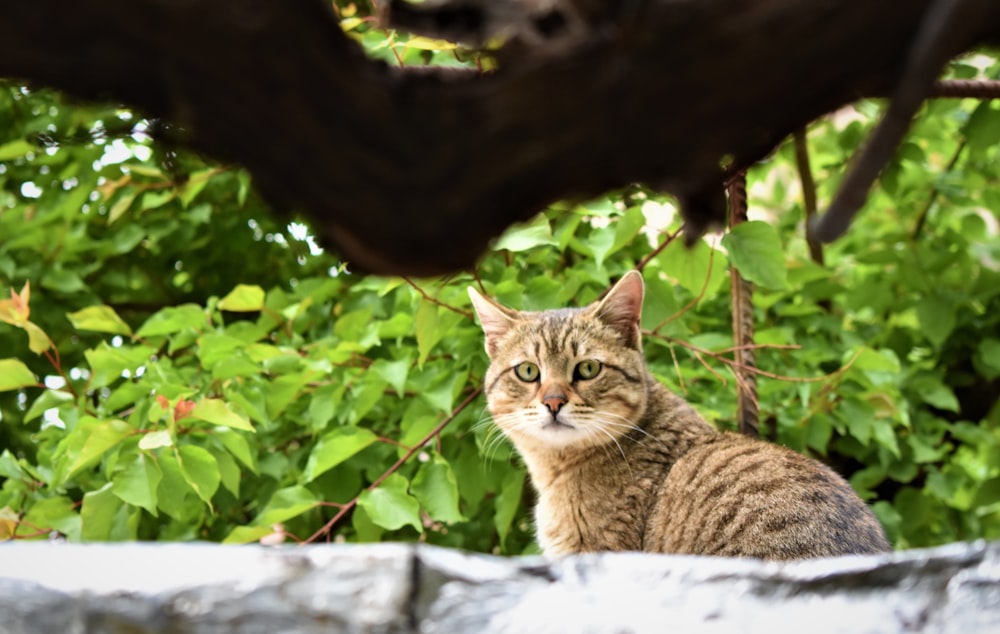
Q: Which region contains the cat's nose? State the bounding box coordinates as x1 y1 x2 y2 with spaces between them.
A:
541 393 567 414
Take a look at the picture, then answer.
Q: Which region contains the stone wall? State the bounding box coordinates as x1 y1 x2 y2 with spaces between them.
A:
0 541 998 633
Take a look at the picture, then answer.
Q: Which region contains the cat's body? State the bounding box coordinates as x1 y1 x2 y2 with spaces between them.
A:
469 271 890 559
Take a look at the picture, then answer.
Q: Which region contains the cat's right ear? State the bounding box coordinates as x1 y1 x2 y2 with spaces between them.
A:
468 287 519 357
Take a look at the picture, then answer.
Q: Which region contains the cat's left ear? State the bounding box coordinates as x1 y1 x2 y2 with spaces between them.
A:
592 271 644 349
468 287 520 358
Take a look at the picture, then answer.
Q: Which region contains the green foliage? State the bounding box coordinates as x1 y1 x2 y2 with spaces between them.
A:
1 15 999 551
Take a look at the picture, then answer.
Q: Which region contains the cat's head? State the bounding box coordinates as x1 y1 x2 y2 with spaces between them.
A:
468 271 649 453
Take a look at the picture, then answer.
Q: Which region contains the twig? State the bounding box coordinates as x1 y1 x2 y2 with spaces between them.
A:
402 276 474 320
812 0 982 242
652 232 717 332
635 225 683 272
793 128 825 266
304 387 482 543
911 137 966 241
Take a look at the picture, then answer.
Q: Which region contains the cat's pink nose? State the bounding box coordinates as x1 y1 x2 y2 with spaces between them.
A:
542 393 567 414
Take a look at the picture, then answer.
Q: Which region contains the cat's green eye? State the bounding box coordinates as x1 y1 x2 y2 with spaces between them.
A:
574 359 602 380
514 362 540 382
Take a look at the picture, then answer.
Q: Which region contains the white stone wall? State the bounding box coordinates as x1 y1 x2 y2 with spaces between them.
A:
0 541 998 633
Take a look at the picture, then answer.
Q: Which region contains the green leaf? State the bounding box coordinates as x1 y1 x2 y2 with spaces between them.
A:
975 337 1000 380
22 496 80 540
111 454 162 515
218 284 266 312
415 300 441 366
494 468 525 548
964 102 1000 153
656 235 728 300
67 305 132 335
138 429 173 450
357 473 422 532
411 457 465 523
0 358 38 391
223 525 274 545
493 214 555 252
190 398 255 432
177 445 220 507
0 139 34 161
155 453 196 520
108 190 137 224
721 221 788 289
214 428 257 472
179 168 216 207
303 427 379 482
135 304 207 337
211 446 241 497
255 485 318 526
371 357 411 395
83 343 154 389
915 297 956 348
80 483 126 541
64 418 132 483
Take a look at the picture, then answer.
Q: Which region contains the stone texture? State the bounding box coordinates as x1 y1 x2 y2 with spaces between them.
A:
1 541 998 633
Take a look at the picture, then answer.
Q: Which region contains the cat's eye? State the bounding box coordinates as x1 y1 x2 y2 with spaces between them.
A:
513 362 540 382
574 359 602 380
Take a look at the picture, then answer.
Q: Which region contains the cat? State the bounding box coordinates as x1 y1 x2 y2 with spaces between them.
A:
468 271 891 559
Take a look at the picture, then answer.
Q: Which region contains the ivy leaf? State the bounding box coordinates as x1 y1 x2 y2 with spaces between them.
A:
0 358 38 391
218 284 266 312
67 305 133 335
111 454 162 515
357 473 422 532
411 456 465 523
721 221 788 289
177 444 220 507
190 398 255 432
303 427 378 482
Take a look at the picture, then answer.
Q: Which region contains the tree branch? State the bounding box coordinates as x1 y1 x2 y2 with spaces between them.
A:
1 0 998 274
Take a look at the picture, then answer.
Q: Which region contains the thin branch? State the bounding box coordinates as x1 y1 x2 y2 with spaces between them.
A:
793 128 825 266
635 225 683 272
402 277 474 320
652 232 718 332
304 387 482 544
911 137 967 241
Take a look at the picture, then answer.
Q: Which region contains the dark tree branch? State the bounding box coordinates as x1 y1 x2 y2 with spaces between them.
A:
1 0 998 274
812 0 995 242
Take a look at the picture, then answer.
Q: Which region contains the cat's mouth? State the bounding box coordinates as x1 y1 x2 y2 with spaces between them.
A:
541 416 575 431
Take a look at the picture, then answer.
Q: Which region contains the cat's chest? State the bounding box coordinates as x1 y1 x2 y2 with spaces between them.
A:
533 468 658 554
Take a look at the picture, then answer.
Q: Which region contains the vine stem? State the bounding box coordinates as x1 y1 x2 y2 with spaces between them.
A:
644 331 863 384
304 387 482 544
402 276 474 320
635 225 683 272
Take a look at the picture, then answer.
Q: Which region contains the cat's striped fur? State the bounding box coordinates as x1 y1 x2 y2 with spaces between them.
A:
469 271 890 559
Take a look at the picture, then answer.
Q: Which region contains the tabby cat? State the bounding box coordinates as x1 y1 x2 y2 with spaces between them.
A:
468 271 890 559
